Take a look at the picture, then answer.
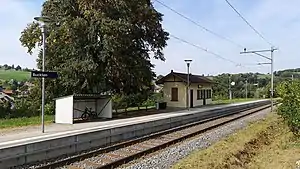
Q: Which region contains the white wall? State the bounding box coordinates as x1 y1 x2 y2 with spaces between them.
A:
96 98 112 118
55 96 74 124
162 75 213 108
163 82 187 108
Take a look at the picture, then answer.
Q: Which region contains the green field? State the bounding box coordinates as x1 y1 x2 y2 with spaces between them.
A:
0 70 30 81
0 115 53 129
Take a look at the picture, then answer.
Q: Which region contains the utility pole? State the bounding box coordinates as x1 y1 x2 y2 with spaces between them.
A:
240 47 277 112
229 74 232 100
245 79 248 99
292 74 294 81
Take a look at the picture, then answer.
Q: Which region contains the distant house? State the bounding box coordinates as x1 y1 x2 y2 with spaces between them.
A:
24 82 34 87
156 70 214 108
3 89 14 96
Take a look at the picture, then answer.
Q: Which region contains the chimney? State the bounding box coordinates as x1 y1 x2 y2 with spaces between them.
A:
171 70 173 73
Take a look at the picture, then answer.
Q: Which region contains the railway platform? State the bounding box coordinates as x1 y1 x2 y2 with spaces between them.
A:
0 99 270 168
0 100 259 147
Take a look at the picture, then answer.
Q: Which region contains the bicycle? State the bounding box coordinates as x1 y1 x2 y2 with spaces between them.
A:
81 106 98 121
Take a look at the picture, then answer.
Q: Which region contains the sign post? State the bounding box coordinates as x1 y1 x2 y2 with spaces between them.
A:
31 71 58 79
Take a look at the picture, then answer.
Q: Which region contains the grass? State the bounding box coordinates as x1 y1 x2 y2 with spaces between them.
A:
172 113 300 169
113 105 156 113
258 74 270 79
213 98 259 104
0 69 30 81
0 115 54 129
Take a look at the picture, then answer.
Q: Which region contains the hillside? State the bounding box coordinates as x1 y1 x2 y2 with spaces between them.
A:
0 70 30 81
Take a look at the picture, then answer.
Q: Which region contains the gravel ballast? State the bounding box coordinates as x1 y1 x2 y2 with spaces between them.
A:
120 108 272 169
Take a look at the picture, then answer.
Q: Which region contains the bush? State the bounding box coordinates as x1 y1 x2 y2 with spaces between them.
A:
45 103 55 115
0 98 42 119
277 80 300 136
112 94 126 112
112 92 161 112
0 101 12 118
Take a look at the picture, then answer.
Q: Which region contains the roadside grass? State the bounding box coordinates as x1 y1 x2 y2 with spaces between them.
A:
213 98 258 104
0 115 54 129
172 113 300 169
0 69 30 81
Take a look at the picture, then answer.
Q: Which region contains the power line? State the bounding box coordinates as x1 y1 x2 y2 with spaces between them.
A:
224 0 274 47
154 0 244 49
169 34 243 66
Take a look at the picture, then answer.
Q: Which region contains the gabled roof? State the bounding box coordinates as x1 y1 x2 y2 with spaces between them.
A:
156 70 215 85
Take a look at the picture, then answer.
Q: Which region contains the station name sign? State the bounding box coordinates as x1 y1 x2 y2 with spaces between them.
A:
31 71 58 79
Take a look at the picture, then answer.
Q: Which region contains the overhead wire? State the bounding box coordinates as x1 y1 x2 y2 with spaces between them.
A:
169 34 244 67
153 0 245 49
152 0 260 69
224 0 274 47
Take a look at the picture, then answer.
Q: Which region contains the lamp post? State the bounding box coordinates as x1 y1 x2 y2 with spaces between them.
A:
228 75 235 100
184 59 192 111
34 16 51 133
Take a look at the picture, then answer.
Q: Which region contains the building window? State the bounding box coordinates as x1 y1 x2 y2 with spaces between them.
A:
206 89 212 99
171 88 178 101
201 90 205 99
197 90 212 99
197 90 201 100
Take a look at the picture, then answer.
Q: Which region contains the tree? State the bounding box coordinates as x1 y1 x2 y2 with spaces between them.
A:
157 75 164 80
8 79 18 91
20 0 169 101
277 80 300 136
3 64 8 70
15 65 22 71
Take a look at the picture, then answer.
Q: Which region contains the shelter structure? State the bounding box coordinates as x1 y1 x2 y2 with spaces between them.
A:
54 94 112 124
156 70 215 108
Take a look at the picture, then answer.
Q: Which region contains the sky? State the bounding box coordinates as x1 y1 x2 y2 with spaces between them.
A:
1 0 300 76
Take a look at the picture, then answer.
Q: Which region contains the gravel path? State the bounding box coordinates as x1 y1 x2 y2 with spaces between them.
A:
119 108 272 169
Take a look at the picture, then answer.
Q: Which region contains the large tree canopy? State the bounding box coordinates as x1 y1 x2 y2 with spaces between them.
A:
20 0 169 98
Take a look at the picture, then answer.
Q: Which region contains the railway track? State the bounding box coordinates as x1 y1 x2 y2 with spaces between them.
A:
28 102 274 169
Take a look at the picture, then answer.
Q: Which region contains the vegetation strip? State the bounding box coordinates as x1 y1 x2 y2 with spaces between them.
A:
173 113 300 169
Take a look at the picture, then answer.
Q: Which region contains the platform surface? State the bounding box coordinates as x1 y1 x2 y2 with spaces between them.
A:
0 100 266 149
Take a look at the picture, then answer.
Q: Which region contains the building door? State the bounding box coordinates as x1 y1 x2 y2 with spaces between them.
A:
190 89 194 108
203 90 206 105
